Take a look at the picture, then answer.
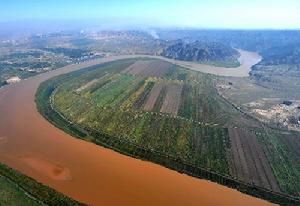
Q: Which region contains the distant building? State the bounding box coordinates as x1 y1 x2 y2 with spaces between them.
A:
5 76 21 84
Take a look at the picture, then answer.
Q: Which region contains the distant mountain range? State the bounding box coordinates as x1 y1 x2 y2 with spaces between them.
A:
161 40 239 63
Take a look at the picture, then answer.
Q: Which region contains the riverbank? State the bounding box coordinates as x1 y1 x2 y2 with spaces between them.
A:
0 162 85 205
0 55 274 206
36 74 299 205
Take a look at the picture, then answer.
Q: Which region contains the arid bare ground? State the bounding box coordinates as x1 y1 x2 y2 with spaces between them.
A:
228 128 280 192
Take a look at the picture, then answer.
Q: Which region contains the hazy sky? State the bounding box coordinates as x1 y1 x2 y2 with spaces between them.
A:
1 0 300 29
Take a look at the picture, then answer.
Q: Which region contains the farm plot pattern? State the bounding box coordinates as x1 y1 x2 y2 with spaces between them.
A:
42 58 300 201
122 59 173 77
143 81 166 111
228 128 280 192
160 83 183 116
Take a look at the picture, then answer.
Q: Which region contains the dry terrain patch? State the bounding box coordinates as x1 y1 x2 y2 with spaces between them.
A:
144 81 166 111
122 60 172 77
228 128 280 192
160 83 183 116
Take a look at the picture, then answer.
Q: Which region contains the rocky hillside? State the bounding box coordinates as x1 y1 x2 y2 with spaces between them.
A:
161 40 239 62
258 44 300 65
250 44 300 90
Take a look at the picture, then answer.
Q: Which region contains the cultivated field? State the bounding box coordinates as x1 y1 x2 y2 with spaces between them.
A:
160 83 183 116
143 81 166 111
0 175 40 206
228 128 280 191
122 59 173 77
36 57 300 203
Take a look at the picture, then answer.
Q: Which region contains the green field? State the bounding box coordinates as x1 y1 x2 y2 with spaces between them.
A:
200 58 241 68
0 175 40 206
36 58 300 205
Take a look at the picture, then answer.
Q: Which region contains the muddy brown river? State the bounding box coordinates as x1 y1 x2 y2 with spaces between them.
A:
0 55 274 206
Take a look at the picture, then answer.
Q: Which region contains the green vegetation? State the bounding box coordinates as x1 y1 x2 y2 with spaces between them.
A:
0 163 85 206
92 74 138 107
255 130 300 196
201 59 241 68
36 58 300 205
43 47 91 59
0 176 40 206
69 38 98 47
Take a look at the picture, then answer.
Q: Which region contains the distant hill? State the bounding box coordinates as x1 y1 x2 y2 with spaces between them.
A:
259 44 300 65
157 29 300 52
161 40 239 63
249 44 300 91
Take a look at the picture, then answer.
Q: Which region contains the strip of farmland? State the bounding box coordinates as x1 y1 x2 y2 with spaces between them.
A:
228 128 280 192
143 81 166 111
160 83 183 116
122 60 172 77
132 81 155 109
75 73 110 93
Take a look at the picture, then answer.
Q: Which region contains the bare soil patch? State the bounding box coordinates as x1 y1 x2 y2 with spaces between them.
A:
160 83 183 116
144 81 166 111
123 60 172 77
228 128 280 192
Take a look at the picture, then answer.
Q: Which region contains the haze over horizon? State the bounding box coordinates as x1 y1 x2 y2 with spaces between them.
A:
1 0 300 30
